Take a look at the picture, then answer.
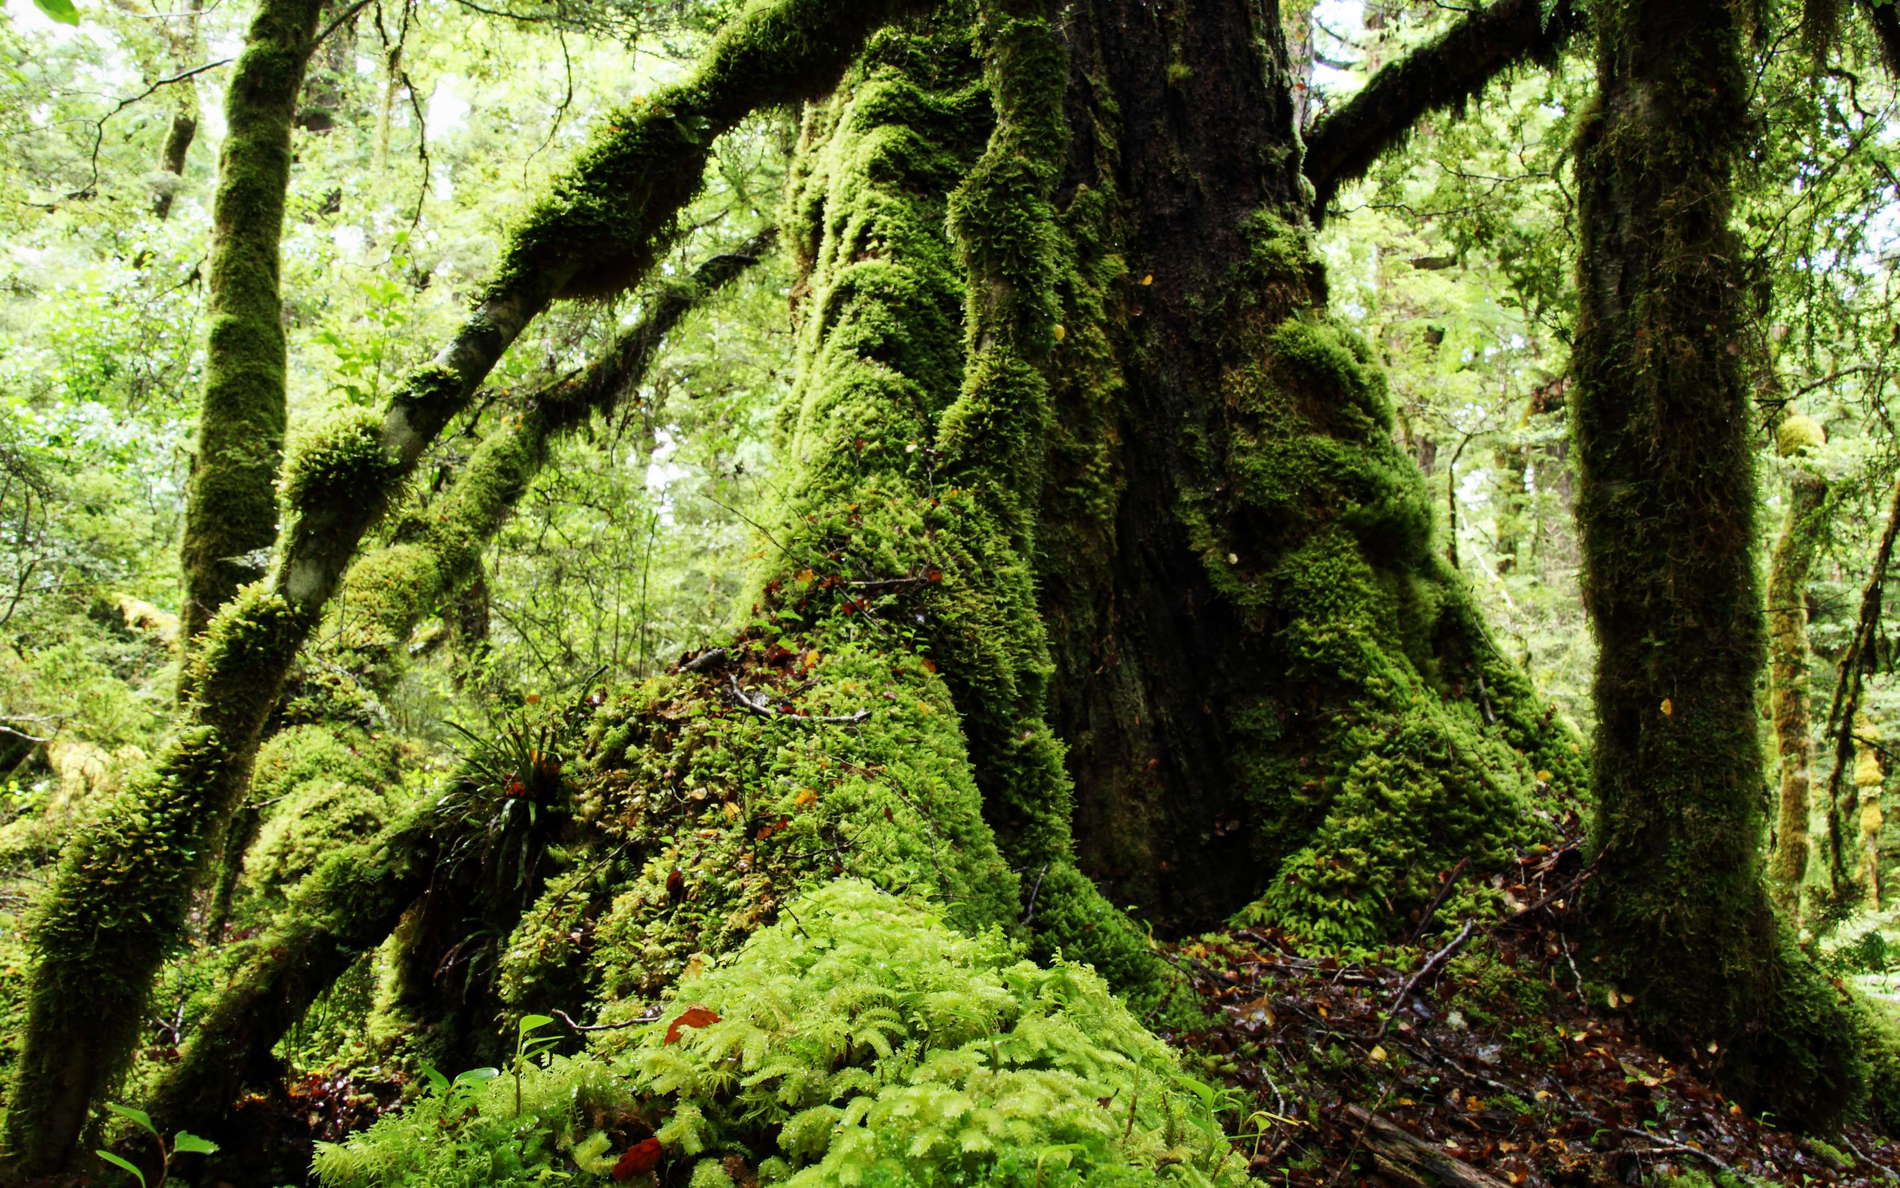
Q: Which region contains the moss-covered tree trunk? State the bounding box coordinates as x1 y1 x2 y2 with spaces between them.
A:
1034 0 1581 943
175 0 327 644
1767 424 1828 921
1572 0 1863 1125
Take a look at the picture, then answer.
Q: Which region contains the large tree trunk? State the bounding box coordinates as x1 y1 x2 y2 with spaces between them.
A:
1571 0 1864 1127
3 1 917 1172
1038 0 1581 943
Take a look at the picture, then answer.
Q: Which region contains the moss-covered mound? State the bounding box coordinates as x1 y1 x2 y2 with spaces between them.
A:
314 880 1244 1186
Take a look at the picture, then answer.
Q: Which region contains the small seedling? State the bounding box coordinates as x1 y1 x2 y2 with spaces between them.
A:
94 1102 218 1188
513 1012 560 1116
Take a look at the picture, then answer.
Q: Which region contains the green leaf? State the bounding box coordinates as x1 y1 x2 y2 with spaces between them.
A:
453 1066 501 1088
104 1102 159 1139
172 1132 219 1156
94 1150 147 1188
518 1013 555 1035
33 0 80 23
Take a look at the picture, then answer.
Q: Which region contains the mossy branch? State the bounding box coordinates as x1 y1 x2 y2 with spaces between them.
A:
143 807 441 1133
334 230 774 687
1304 0 1578 224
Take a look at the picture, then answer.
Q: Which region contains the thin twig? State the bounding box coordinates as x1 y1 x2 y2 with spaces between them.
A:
726 673 869 724
1374 919 1477 1042
75 58 233 199
1403 857 1468 944
313 0 373 49
551 1007 659 1033
1021 862 1050 926
1618 1129 1743 1177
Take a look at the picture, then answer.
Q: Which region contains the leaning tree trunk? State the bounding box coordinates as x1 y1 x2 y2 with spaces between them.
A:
1572 0 1864 1126
2 0 920 1172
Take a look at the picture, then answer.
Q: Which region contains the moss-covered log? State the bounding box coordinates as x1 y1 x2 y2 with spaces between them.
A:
1572 0 1864 1125
3 1 917 1172
176 0 327 644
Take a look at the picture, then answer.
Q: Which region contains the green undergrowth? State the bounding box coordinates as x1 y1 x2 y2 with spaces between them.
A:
314 880 1244 1187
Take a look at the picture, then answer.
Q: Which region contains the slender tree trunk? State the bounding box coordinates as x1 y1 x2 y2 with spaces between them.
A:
176 0 328 644
1818 478 1900 907
151 101 200 221
109 0 206 221
1572 0 1862 1125
1768 458 1828 921
1855 712 1884 908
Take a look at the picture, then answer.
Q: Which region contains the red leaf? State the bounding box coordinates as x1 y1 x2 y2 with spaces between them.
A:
611 1138 664 1180
664 1005 721 1045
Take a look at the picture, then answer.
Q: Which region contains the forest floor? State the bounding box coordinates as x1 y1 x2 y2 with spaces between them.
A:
227 820 1900 1187
1168 827 1900 1187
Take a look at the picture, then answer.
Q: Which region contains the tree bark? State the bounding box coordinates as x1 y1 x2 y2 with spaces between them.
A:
1037 0 1583 944
1573 0 1862 1126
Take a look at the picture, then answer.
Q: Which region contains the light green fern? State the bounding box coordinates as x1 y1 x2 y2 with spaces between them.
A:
314 881 1247 1187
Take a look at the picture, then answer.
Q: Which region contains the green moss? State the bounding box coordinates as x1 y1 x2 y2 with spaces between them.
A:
1776 412 1825 455
1230 208 1324 306
316 882 1244 1187
238 725 401 899
1163 236 1582 948
762 16 1175 1004
565 644 1020 1003
279 407 401 519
